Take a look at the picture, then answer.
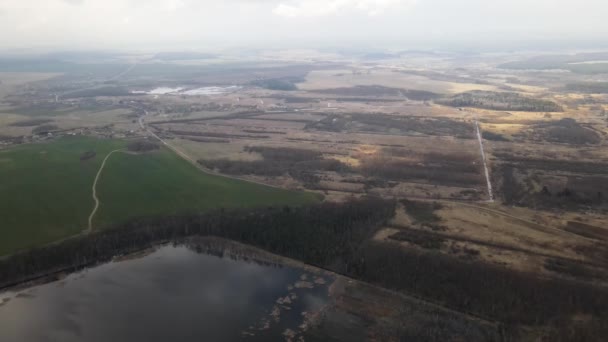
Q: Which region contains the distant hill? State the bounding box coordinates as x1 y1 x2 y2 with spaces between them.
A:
499 52 608 74
154 52 218 61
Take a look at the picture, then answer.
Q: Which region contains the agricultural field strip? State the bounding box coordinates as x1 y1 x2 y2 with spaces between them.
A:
87 148 127 233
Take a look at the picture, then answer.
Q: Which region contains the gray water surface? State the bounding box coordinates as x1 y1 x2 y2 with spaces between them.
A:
0 241 331 342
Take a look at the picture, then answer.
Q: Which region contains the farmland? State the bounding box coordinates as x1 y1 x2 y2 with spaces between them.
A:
0 136 318 256
1 48 608 340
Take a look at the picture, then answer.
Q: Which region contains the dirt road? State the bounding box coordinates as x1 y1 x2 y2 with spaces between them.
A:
474 117 494 202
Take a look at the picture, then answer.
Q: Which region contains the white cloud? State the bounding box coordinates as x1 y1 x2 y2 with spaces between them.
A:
272 0 417 17
0 0 606 50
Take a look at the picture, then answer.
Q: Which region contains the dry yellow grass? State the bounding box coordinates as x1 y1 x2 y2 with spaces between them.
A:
171 138 263 162
328 155 361 167
438 202 591 257
382 201 605 276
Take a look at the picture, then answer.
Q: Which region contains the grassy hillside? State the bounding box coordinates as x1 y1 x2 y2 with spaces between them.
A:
0 136 319 256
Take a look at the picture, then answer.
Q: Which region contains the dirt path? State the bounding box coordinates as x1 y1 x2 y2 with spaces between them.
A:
474 117 494 202
87 149 125 233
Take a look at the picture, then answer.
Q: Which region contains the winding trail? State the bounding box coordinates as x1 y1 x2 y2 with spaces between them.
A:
87 149 125 233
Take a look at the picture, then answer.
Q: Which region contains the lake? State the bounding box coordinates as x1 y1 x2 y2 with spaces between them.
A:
0 239 332 342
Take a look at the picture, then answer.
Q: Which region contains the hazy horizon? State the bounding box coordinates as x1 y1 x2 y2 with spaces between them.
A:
0 0 607 53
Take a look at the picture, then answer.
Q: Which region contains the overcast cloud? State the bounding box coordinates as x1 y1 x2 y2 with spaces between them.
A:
0 0 606 51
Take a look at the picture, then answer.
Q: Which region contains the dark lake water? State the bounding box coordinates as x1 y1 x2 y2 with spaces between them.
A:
0 241 332 342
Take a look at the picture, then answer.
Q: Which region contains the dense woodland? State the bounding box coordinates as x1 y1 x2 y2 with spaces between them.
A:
494 152 608 211
308 113 474 138
438 91 563 112
351 242 608 338
359 154 483 187
529 118 601 145
482 131 510 141
250 77 304 91
497 165 608 211
1 197 608 339
0 198 393 289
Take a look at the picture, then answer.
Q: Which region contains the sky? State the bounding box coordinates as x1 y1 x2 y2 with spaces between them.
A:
0 0 607 51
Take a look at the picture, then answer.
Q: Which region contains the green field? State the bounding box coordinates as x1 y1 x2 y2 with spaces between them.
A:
0 136 320 256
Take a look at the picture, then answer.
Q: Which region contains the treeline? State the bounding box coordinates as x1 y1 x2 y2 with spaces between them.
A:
167 130 270 140
308 198 608 336
1 196 608 338
127 140 160 152
532 118 601 145
309 113 474 138
79 151 97 161
497 165 607 210
0 197 394 289
493 153 608 175
9 119 53 127
250 77 304 91
482 131 510 142
438 91 563 112
200 146 352 186
359 156 482 187
245 146 322 161
537 185 607 209
242 129 286 135
401 199 443 223
350 242 608 329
